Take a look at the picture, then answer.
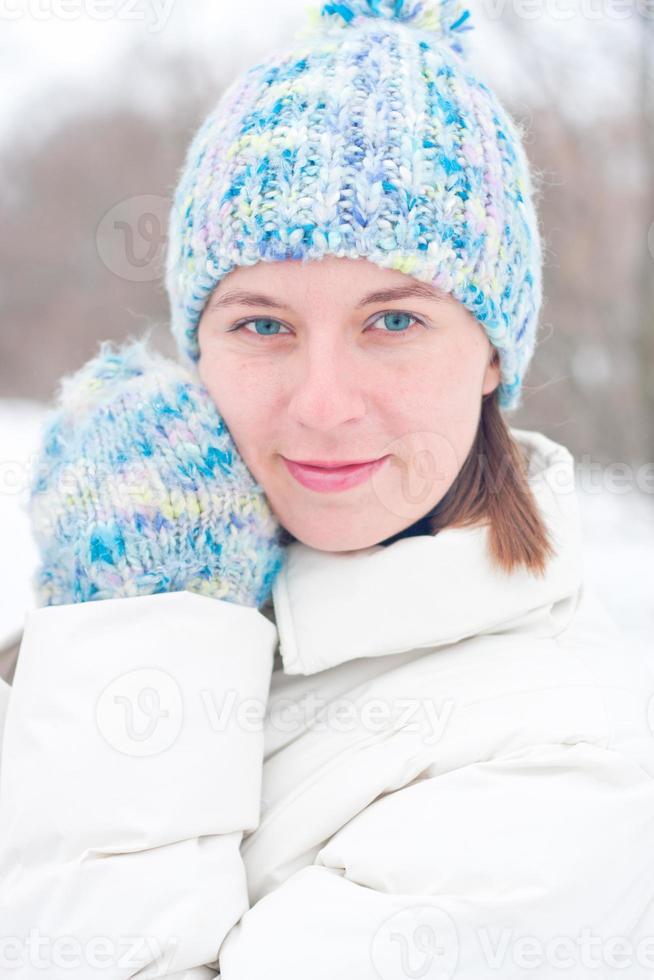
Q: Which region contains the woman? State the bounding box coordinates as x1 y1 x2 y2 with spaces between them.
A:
2 1 654 977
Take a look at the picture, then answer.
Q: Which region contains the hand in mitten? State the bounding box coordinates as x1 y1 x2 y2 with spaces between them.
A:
28 336 287 609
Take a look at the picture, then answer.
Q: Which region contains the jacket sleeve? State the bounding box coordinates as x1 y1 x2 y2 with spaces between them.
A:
0 590 277 980
218 739 654 980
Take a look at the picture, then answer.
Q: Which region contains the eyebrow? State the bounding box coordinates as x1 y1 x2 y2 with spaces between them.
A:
208 282 449 311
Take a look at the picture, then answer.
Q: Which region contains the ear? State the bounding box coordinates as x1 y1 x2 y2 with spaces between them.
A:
482 346 501 396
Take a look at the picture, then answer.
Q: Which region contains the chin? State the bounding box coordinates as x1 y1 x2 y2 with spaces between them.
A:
281 519 392 554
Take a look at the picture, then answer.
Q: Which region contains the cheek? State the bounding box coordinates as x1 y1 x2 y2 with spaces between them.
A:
199 351 261 417
392 345 478 418
389 346 483 468
198 355 231 417
198 354 277 466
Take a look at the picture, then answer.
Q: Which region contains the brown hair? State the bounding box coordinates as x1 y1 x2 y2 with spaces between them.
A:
278 385 556 578
424 387 556 577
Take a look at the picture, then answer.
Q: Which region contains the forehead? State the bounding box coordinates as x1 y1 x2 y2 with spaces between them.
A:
211 256 452 308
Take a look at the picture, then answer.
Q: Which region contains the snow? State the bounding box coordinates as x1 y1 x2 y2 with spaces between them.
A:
577 477 654 661
0 399 652 660
0 400 44 650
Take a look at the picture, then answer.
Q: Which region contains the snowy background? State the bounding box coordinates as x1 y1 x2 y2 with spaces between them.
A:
1 398 652 659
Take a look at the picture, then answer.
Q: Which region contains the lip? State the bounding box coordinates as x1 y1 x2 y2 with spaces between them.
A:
286 458 382 468
282 455 390 493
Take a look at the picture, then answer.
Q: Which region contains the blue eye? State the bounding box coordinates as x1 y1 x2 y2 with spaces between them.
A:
370 312 420 334
231 311 422 338
238 318 289 337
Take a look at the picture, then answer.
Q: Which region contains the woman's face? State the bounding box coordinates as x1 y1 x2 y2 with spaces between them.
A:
198 256 500 553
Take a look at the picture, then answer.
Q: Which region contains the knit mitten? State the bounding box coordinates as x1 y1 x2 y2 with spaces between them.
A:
28 336 287 608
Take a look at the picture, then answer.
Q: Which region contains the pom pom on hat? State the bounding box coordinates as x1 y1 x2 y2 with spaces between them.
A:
299 0 474 57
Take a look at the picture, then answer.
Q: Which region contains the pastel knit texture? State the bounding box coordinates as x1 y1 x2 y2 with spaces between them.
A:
28 337 286 608
164 0 543 411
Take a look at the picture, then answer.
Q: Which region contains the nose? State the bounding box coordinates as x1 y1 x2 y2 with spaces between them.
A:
285 333 367 432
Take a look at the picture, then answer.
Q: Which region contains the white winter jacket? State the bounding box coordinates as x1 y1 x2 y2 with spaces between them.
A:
1 427 654 979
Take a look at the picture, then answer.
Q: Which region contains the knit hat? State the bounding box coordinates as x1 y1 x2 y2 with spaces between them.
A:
164 0 543 412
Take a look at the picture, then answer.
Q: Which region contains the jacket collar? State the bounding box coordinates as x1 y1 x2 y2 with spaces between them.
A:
271 428 584 676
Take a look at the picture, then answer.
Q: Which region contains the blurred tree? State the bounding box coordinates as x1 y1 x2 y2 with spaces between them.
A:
493 5 651 466
635 8 654 464
0 41 226 400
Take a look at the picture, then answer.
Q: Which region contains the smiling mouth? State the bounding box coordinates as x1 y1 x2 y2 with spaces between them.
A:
281 455 391 493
